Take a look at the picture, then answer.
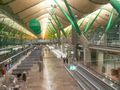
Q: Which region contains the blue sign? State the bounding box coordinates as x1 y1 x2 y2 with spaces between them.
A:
69 65 77 70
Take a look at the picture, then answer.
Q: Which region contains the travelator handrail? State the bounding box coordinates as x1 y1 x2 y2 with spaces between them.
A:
84 64 120 87
0 46 33 65
89 42 120 48
0 46 21 51
0 45 29 51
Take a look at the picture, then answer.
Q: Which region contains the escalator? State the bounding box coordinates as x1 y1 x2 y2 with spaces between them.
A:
65 64 119 90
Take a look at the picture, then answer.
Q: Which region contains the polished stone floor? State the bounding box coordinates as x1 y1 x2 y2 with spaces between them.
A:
21 50 81 90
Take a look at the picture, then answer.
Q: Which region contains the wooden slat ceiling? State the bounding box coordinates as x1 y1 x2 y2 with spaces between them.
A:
67 0 101 13
8 0 44 13
88 0 108 4
7 0 102 30
8 0 71 29
2 0 118 37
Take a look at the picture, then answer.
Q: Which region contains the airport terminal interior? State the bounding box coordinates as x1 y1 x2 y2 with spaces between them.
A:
0 0 120 90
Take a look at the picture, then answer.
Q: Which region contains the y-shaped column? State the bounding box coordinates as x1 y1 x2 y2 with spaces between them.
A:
109 0 120 14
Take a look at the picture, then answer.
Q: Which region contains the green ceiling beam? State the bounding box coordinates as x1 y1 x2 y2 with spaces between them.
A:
63 0 81 35
84 9 102 33
47 27 54 34
46 29 54 38
54 0 81 35
51 14 67 37
109 0 120 15
50 8 67 37
54 14 67 37
49 20 59 38
78 18 86 27
84 15 92 33
48 25 56 34
109 0 120 30
49 19 59 34
105 10 114 32
109 15 120 30
54 0 73 24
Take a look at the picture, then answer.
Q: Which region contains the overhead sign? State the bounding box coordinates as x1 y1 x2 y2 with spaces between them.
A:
29 19 41 34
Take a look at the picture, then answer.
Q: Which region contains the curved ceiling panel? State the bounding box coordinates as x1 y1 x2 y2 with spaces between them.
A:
18 1 49 19
21 7 50 20
2 0 120 39
8 0 44 13
102 4 118 16
67 0 102 14
24 9 48 23
56 17 70 25
88 0 108 4
37 14 50 21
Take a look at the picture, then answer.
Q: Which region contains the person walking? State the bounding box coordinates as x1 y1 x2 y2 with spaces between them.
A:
38 61 42 72
38 61 43 72
66 57 68 64
22 71 27 82
63 57 66 64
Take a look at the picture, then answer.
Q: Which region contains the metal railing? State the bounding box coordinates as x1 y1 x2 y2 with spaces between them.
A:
90 41 120 48
0 46 33 76
82 64 120 89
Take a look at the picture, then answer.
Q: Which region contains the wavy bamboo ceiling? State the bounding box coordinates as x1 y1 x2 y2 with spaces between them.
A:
0 0 119 39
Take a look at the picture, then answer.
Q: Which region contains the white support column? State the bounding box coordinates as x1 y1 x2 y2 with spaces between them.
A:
84 48 91 66
97 51 104 73
79 33 91 66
